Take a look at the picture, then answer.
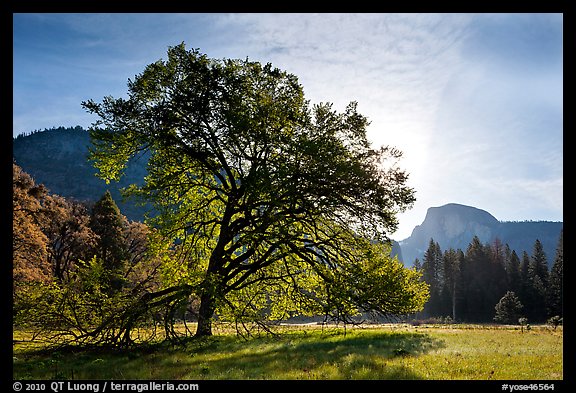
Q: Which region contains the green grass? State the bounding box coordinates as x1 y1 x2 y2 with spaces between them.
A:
12 323 563 380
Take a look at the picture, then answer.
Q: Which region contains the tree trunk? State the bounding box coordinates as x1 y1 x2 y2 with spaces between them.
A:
195 291 216 337
195 201 234 338
452 281 457 322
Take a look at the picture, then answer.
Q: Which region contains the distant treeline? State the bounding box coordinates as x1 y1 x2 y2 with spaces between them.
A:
413 234 563 324
13 125 86 140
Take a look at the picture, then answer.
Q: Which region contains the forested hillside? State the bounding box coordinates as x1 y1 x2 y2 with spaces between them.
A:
13 126 150 221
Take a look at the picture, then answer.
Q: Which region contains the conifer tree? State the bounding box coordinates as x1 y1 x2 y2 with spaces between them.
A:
412 258 422 273
494 291 523 325
89 190 128 292
486 238 509 319
547 230 563 318
421 238 443 317
519 251 531 306
461 236 491 321
529 239 549 284
505 248 522 296
442 248 463 321
527 239 549 321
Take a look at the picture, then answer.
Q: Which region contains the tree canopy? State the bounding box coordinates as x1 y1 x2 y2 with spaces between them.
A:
82 43 425 339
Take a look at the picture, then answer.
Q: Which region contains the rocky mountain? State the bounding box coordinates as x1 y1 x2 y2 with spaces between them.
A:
397 203 563 268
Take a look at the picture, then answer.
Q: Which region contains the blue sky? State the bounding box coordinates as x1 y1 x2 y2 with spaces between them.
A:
12 13 563 240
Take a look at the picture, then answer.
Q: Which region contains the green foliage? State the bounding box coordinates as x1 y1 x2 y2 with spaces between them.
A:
13 256 130 344
90 191 128 284
13 253 181 347
82 43 421 339
325 241 429 320
217 240 429 335
12 178 165 346
493 291 523 324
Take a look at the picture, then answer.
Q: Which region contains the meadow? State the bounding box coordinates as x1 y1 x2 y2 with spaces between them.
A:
13 323 562 380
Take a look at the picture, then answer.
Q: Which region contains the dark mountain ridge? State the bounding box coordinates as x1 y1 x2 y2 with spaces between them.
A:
398 203 562 268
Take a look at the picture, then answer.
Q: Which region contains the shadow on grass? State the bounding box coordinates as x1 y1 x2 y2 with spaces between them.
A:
13 330 445 380
188 330 445 379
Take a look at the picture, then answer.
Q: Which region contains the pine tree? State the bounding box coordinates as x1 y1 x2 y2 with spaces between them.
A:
505 248 522 296
442 248 463 322
412 258 422 273
529 239 549 284
461 236 491 322
494 291 524 325
547 230 563 318
528 239 549 321
519 251 531 305
421 238 443 317
89 190 128 292
487 238 509 315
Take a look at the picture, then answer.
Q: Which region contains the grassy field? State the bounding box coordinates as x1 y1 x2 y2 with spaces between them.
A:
13 323 563 380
